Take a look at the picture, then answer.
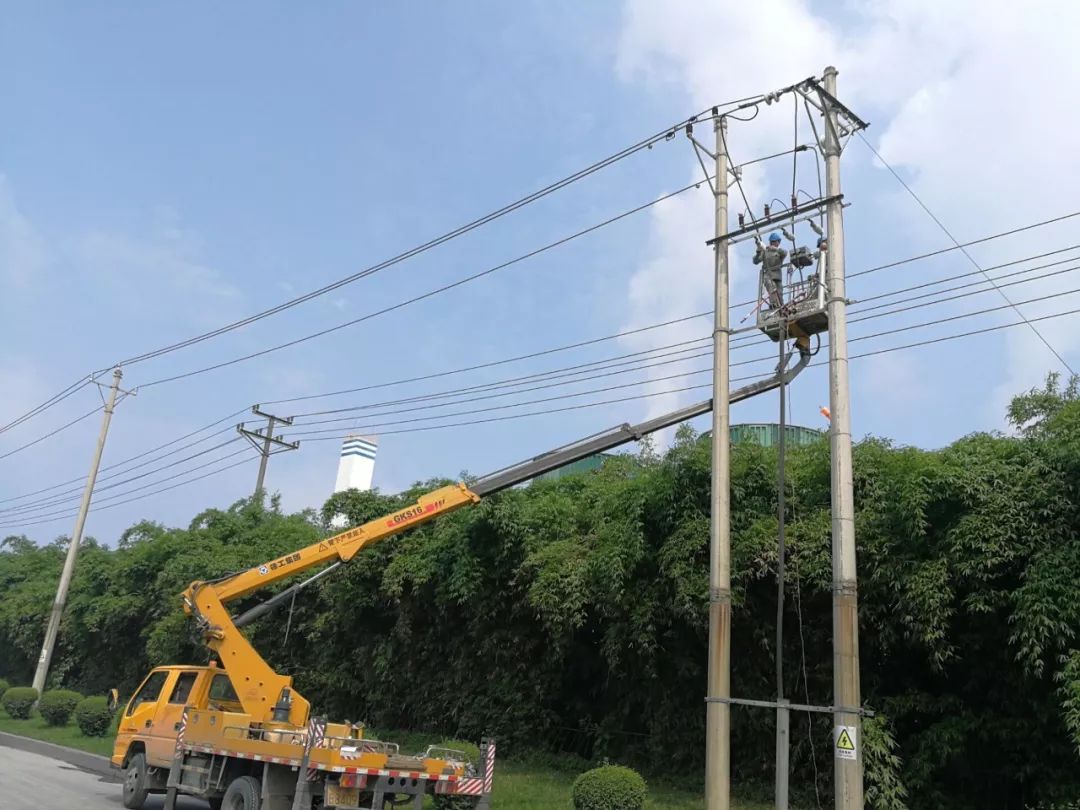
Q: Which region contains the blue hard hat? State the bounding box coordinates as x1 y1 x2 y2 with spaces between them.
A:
768 231 782 243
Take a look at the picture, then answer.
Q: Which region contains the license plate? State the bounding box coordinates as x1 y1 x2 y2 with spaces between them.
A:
325 783 360 808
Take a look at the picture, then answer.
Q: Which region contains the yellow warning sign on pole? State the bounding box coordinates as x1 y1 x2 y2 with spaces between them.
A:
834 725 857 760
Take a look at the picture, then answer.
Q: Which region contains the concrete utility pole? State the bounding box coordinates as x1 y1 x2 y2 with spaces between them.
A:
705 111 732 810
822 65 865 809
237 406 299 497
33 367 124 694
776 323 790 810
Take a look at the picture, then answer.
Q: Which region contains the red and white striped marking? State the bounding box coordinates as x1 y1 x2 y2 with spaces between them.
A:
483 741 496 793
180 743 458 781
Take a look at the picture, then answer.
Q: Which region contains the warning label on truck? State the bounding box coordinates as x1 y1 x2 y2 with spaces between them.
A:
834 725 857 760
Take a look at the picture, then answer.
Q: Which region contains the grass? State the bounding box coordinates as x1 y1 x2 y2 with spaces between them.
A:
0 709 116 757
0 712 772 809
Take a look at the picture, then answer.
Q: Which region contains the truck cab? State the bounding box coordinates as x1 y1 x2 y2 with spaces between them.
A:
112 664 239 807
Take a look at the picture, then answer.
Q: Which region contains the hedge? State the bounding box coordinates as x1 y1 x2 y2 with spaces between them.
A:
572 764 648 810
75 696 113 737
2 687 39 720
39 689 84 726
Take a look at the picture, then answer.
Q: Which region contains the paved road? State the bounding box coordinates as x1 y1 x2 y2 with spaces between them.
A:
0 747 205 810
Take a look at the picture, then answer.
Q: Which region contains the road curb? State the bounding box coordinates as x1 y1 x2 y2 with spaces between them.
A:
0 731 117 780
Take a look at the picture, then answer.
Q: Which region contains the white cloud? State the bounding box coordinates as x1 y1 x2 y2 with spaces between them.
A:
74 207 243 334
0 175 49 287
615 0 1080 441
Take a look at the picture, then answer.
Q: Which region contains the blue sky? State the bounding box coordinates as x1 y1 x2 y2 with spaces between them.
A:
3 1 1079 544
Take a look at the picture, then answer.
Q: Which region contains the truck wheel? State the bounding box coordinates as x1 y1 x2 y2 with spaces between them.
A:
121 752 150 809
221 775 262 810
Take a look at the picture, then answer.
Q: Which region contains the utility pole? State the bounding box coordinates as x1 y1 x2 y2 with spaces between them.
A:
238 406 299 497
822 65 864 809
705 111 732 810
776 320 790 810
33 367 124 694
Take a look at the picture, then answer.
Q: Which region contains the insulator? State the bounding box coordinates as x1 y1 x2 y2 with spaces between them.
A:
764 204 771 218
738 213 745 227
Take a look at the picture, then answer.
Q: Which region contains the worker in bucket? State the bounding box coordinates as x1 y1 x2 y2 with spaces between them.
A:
754 231 786 309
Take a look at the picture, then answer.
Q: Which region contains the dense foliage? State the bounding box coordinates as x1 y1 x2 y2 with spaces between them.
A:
572 764 648 810
75 695 113 737
2 687 38 719
38 688 84 726
1 375 1079 807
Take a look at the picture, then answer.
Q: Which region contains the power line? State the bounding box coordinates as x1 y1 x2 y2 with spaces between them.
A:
858 133 1077 376
279 289 1080 441
854 245 1080 306
0 453 252 530
10 239 1071 475
0 405 103 462
6 299 1080 532
5 239 1073 509
0 375 93 437
850 260 1080 323
6 237 1074 511
136 174 723 389
281 256 1080 428
0 410 247 507
114 103 768 371
0 438 245 517
262 311 716 407
254 238 1080 414
291 302 1080 446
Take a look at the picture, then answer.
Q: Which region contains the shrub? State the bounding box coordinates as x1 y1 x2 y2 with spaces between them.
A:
0 678 9 695
572 764 648 810
38 689 84 727
75 696 113 737
2 687 39 719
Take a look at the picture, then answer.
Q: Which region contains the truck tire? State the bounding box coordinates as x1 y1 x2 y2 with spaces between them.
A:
221 775 262 810
121 752 150 809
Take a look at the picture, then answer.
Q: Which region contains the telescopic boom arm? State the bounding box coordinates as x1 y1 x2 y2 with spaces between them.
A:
181 352 809 726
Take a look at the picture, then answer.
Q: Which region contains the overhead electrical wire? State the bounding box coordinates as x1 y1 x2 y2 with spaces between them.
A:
277 287 1080 442
253 235 1080 413
858 132 1075 375
6 296 1080 531
0 454 252 530
4 239 1073 510
4 100 772 435
0 438 246 517
278 252 1080 426
0 405 103 462
0 375 94 438
0 409 248 506
286 301 1080 446
135 176 727 389
113 100 776 371
13 242 1068 496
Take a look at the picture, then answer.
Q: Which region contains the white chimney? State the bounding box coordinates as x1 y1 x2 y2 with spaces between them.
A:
334 435 378 493
330 435 378 530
